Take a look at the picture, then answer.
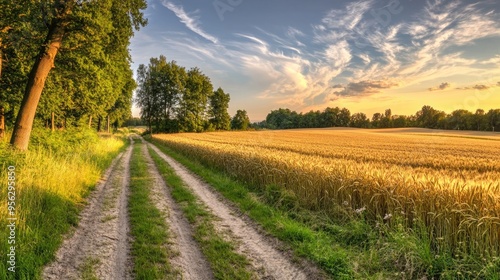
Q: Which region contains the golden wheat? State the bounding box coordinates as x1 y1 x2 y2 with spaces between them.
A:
154 129 500 258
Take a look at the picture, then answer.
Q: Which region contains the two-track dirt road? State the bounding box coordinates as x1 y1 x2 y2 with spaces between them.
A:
43 136 320 279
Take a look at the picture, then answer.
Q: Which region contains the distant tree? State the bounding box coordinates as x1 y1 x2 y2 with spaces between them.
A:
321 107 340 127
448 109 473 130
486 109 500 132
379 109 393 128
392 115 408 128
231 109 250 130
371 112 383 128
209 87 231 130
301 110 321 128
338 108 351 127
266 108 295 129
350 112 370 128
415 105 445 129
473 109 488 131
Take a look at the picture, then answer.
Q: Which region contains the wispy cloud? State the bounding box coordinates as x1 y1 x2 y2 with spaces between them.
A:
428 82 450 91
146 0 500 114
456 84 490 91
161 1 218 43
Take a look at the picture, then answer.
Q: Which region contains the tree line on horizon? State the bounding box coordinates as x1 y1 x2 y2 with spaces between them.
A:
135 55 250 133
256 105 500 132
0 1 147 149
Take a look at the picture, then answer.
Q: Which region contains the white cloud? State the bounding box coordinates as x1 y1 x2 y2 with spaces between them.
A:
161 1 218 44
144 0 500 114
324 40 352 68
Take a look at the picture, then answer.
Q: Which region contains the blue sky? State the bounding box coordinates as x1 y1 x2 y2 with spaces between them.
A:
130 0 500 121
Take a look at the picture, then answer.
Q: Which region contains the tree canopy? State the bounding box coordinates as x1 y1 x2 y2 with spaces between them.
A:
257 105 500 132
1 0 147 149
135 56 232 133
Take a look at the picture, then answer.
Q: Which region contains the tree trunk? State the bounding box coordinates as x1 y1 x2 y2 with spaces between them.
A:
9 3 73 150
0 44 3 79
0 106 5 139
148 118 152 134
97 117 101 132
107 115 110 133
0 41 4 139
88 115 92 129
51 112 55 132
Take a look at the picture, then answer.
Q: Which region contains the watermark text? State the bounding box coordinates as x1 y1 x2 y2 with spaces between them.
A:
7 165 16 273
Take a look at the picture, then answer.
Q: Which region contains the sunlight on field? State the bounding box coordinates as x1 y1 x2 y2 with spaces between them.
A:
154 128 500 259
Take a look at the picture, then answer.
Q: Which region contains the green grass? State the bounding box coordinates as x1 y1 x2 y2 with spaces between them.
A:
150 136 500 279
0 129 126 280
79 257 100 280
128 141 178 279
148 145 255 280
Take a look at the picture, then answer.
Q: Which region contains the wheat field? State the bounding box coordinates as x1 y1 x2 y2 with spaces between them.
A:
153 128 500 259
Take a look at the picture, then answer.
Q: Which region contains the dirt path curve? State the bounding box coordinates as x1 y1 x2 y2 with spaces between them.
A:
148 142 312 280
43 137 134 280
139 138 214 280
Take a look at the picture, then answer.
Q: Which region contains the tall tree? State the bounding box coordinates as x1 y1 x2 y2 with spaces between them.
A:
178 67 213 132
165 61 186 132
135 64 154 133
209 87 231 130
9 0 147 150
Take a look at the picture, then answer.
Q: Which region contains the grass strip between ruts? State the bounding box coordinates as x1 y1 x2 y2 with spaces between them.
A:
148 144 255 280
128 141 178 279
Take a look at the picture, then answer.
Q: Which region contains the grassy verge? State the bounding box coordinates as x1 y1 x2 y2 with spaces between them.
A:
148 145 255 280
0 128 126 280
128 141 177 279
150 137 500 279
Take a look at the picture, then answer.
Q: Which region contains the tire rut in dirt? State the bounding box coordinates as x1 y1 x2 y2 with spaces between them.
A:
139 138 214 280
148 142 315 280
43 138 134 280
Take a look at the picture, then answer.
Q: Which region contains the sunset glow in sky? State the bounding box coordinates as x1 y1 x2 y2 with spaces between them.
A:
130 0 500 121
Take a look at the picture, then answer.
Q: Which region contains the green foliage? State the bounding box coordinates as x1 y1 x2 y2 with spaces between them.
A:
0 1 43 127
1 0 146 139
209 87 231 130
135 57 231 133
178 67 213 132
257 105 500 131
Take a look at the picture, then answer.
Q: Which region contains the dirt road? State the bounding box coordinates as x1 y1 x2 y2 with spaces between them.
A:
43 136 317 279
148 142 315 280
43 138 134 280
139 138 214 280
